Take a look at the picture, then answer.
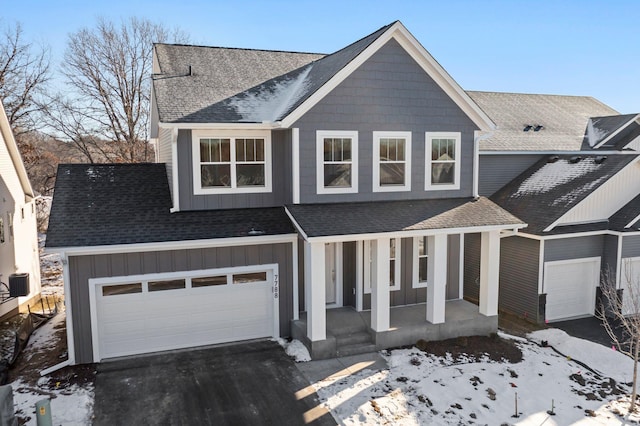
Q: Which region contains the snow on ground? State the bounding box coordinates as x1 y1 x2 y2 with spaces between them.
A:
309 332 640 425
276 338 312 362
38 233 63 299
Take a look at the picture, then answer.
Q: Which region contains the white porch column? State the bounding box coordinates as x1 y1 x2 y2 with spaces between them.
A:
371 237 390 332
304 241 326 341
479 230 501 316
427 234 448 324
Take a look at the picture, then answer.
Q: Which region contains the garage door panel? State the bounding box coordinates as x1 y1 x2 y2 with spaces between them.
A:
95 268 276 360
545 258 599 322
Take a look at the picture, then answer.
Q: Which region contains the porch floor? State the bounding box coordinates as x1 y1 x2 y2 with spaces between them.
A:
292 299 498 360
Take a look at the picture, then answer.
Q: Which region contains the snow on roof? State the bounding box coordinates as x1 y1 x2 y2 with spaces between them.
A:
513 158 604 197
227 65 313 122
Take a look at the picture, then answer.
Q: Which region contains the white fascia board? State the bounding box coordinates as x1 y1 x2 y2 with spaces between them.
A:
303 223 526 244
170 127 180 212
593 114 640 149
0 102 35 199
279 22 495 131
480 150 639 155
45 234 298 257
283 207 308 240
625 212 640 229
158 122 279 130
543 156 640 232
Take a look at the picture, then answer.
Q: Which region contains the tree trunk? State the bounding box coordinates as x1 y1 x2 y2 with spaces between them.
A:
632 338 639 412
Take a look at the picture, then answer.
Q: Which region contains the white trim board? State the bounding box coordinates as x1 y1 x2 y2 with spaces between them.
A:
46 234 298 257
593 114 640 149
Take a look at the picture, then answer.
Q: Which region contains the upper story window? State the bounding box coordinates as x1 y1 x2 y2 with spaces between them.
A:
316 130 358 194
425 132 461 190
192 130 271 194
373 131 411 192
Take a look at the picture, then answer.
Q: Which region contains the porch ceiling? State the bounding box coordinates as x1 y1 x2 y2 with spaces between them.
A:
286 196 524 239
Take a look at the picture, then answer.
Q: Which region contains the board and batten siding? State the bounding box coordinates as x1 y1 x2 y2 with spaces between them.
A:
68 242 293 364
292 38 479 204
463 233 481 304
622 235 640 258
176 129 292 210
544 236 604 262
498 236 541 321
478 154 545 197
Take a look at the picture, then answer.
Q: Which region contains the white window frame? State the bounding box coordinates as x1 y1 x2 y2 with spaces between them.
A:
425 132 461 191
363 239 401 294
412 236 429 288
192 129 272 195
316 130 358 194
372 131 412 192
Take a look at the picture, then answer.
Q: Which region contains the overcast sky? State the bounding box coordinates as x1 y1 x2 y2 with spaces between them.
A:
5 0 639 113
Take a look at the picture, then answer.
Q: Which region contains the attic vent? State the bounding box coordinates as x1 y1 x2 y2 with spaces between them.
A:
547 155 560 163
248 227 264 236
534 125 544 132
594 156 608 164
569 156 582 164
523 125 533 132
188 65 193 76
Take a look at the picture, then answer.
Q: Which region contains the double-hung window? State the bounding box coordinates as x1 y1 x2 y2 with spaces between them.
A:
412 236 429 288
363 239 401 294
316 130 358 194
193 130 271 194
373 131 411 192
425 132 461 190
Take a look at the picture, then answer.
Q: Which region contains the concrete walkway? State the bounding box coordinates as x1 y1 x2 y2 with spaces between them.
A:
93 340 336 425
296 352 388 384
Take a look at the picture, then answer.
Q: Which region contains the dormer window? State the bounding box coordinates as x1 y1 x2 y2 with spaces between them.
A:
192 130 272 194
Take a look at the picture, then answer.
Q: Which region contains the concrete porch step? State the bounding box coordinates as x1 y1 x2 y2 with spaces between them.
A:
336 342 378 358
335 332 372 347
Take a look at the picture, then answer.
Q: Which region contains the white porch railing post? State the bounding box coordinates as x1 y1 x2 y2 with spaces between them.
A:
427 234 448 324
371 237 390 331
304 241 326 341
479 230 500 316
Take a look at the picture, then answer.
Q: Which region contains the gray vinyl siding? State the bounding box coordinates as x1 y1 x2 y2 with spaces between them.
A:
177 129 292 210
622 235 640 258
68 242 293 364
478 154 545 196
463 233 481 303
158 128 173 199
446 234 461 300
544 236 604 262
293 38 479 204
498 236 541 320
602 234 620 281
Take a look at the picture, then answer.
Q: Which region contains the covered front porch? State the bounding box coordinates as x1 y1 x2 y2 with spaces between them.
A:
292 300 497 359
285 198 526 360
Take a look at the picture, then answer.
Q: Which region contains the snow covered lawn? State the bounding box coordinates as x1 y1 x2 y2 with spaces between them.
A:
307 330 640 425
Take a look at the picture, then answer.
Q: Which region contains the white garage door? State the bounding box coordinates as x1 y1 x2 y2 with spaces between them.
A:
544 258 600 322
621 257 640 316
91 266 278 361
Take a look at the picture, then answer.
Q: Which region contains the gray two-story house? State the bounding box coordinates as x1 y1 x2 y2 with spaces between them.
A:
47 21 530 364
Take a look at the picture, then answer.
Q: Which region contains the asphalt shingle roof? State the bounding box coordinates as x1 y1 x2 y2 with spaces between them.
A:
46 164 295 248
490 154 639 234
468 91 619 151
286 197 524 238
588 114 638 147
153 23 393 123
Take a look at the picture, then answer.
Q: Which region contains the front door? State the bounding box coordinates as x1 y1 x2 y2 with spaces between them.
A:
325 243 337 305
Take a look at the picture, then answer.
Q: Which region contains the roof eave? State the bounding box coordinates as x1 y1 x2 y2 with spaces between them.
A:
158 121 281 130
593 113 640 149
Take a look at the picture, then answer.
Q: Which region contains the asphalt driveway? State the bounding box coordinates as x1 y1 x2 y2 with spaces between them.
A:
93 340 336 425
552 316 625 348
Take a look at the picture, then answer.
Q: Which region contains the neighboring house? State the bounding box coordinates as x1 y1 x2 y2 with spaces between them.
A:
46 21 526 365
466 92 640 323
0 102 41 318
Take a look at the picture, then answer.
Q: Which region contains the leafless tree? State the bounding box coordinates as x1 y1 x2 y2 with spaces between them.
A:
50 17 187 163
597 262 640 412
0 22 50 135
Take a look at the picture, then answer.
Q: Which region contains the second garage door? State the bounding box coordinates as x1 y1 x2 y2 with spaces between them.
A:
544 258 600 322
90 265 278 361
